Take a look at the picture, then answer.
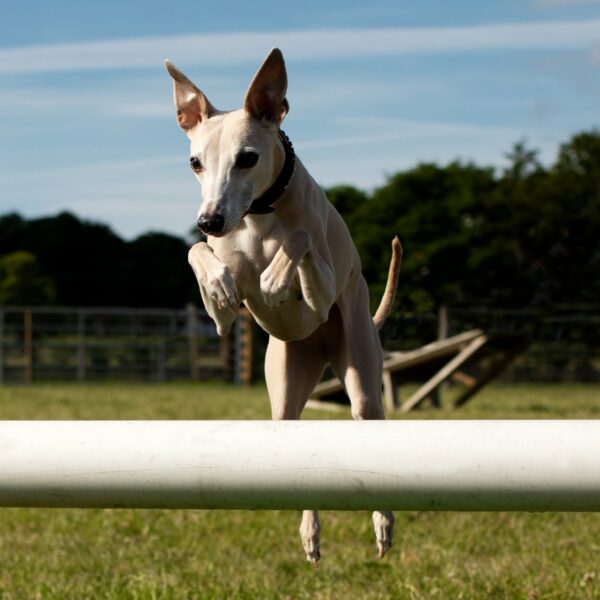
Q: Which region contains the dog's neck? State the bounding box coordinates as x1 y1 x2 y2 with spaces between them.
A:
242 131 303 238
246 130 295 216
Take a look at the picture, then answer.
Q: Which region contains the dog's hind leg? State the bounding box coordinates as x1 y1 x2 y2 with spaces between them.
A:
299 510 321 568
329 282 395 558
264 335 326 566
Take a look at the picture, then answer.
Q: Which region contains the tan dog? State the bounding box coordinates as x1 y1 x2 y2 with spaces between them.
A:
166 48 402 565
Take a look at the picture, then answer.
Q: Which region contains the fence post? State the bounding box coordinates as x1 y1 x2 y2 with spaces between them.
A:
23 309 33 385
234 308 254 385
157 339 166 382
0 309 4 385
430 304 449 408
438 304 448 341
186 303 199 381
76 311 86 382
220 329 232 382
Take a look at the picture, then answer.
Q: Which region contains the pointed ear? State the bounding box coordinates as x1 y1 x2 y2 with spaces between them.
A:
165 60 217 132
243 48 289 124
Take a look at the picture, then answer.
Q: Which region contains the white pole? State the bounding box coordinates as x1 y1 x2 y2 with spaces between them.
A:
0 420 599 511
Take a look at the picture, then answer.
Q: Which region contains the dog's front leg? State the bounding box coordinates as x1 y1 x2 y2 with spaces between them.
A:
260 230 335 321
188 242 240 336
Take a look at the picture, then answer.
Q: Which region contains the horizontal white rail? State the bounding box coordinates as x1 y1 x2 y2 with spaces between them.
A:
0 420 599 511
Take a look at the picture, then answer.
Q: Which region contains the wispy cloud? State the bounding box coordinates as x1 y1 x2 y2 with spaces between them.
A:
534 0 600 6
0 114 572 237
590 43 600 63
1 19 599 74
0 74 238 117
296 118 523 151
0 155 197 238
0 75 445 120
0 87 173 124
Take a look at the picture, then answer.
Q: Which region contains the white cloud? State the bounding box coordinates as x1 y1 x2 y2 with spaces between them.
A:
0 19 599 74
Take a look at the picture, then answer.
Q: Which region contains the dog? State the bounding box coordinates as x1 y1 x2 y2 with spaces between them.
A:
166 48 402 566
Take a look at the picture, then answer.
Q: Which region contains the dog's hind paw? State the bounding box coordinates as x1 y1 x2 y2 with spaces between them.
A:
373 510 394 558
299 510 321 567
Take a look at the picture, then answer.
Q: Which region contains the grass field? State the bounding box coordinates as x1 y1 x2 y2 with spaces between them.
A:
0 382 599 599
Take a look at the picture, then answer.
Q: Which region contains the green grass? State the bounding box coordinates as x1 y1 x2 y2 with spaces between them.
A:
0 382 599 599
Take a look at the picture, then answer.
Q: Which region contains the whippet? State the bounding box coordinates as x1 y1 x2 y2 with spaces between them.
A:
166 48 402 566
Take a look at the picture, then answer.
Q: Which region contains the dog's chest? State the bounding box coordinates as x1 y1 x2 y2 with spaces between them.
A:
211 225 291 284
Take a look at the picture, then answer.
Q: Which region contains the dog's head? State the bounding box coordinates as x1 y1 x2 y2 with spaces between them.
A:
166 49 289 237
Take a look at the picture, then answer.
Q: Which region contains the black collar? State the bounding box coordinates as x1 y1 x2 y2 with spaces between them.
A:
246 129 296 215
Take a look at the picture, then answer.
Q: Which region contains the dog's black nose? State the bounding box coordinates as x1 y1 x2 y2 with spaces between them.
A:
197 214 225 234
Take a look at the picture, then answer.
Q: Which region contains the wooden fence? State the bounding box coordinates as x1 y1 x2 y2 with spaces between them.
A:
0 303 598 384
0 305 254 384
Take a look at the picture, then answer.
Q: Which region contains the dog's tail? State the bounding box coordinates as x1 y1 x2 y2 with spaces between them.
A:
372 236 403 330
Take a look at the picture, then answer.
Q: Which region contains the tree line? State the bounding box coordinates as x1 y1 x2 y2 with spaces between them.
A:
1 130 598 311
330 130 600 312
0 212 195 307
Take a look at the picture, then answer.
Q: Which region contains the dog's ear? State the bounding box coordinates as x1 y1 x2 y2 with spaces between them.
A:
244 48 289 124
165 60 217 133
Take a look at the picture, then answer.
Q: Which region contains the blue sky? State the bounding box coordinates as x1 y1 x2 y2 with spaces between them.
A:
0 0 599 239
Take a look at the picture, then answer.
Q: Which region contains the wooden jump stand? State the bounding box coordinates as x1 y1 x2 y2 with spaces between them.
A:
308 328 528 413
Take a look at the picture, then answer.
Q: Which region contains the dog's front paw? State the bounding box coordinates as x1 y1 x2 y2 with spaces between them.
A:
202 265 239 310
259 264 294 308
259 231 310 308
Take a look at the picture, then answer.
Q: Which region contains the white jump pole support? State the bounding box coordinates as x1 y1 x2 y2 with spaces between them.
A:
0 420 599 511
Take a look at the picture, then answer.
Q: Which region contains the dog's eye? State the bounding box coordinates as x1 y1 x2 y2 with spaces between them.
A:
189 156 203 172
235 151 259 169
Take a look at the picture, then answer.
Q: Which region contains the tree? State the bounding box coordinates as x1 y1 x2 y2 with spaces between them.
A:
0 212 203 308
326 185 369 230
326 130 600 311
503 139 541 181
543 130 600 304
332 162 497 311
0 251 56 305
0 211 127 306
122 232 196 307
